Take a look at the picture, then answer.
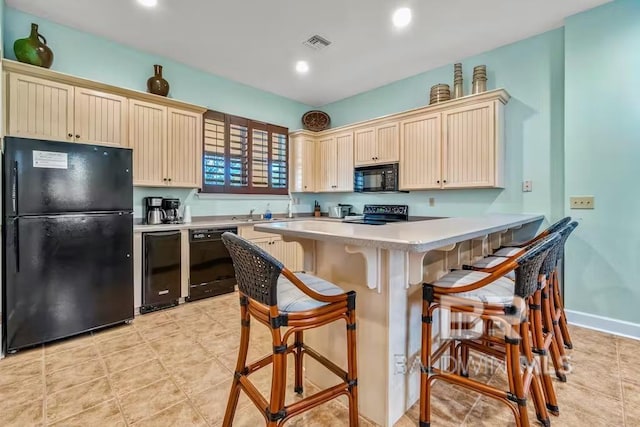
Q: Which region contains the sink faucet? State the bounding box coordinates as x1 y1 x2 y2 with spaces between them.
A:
249 208 255 220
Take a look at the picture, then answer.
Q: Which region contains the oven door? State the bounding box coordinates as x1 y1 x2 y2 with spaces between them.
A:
354 164 398 192
188 228 237 301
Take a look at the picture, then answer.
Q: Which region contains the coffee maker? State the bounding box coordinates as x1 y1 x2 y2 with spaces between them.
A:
143 197 164 225
162 198 181 224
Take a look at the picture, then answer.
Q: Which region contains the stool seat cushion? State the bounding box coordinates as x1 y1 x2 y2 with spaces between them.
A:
472 256 516 280
493 247 522 257
433 270 516 305
277 273 345 313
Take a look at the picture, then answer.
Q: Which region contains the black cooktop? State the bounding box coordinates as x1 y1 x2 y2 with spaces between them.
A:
342 204 443 225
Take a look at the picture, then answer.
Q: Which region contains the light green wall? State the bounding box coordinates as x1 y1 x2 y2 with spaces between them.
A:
564 0 640 323
3 7 310 218
303 29 566 223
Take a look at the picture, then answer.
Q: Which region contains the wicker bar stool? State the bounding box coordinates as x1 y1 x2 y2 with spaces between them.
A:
220 232 359 427
467 220 579 377
420 233 561 427
490 217 571 258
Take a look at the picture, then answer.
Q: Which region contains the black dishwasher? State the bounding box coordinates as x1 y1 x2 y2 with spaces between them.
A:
188 227 237 301
142 231 182 314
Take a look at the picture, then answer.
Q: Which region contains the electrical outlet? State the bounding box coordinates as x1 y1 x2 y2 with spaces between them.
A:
429 197 435 207
570 196 595 209
522 180 532 192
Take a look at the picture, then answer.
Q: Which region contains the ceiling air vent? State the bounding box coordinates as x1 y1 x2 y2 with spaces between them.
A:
303 35 332 51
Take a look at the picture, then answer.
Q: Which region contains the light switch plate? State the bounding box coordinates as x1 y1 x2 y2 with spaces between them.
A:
522 180 532 192
570 196 595 209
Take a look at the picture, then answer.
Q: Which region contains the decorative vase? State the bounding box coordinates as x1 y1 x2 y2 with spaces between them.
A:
147 64 170 97
13 23 54 69
453 63 464 99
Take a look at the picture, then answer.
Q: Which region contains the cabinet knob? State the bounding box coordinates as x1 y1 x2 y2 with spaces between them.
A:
437 180 440 184
443 180 447 183
67 133 73 138
168 178 172 182
75 134 80 139
163 178 167 182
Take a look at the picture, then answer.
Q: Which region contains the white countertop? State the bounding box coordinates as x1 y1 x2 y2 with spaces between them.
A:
254 214 544 252
132 216 351 232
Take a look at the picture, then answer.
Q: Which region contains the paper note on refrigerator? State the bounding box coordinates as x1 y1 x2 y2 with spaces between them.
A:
33 150 68 169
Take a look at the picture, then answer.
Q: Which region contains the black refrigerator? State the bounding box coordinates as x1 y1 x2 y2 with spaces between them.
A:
2 137 134 353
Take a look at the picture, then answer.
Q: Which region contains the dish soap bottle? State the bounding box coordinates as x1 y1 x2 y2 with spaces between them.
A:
264 203 272 220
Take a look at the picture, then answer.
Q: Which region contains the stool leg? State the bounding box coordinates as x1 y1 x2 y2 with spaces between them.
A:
346 306 359 426
552 269 573 349
268 326 287 427
547 273 569 371
294 331 304 395
542 284 567 382
530 290 560 414
521 317 551 426
505 324 531 427
222 299 251 427
419 299 434 427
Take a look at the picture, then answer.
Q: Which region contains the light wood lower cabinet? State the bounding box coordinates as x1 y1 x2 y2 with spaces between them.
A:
249 237 303 272
128 100 203 188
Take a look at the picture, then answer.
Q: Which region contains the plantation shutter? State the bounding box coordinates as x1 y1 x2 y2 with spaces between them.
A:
203 111 226 191
270 125 288 191
228 116 249 189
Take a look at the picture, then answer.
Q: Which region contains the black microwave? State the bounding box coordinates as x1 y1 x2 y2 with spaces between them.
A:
354 163 400 192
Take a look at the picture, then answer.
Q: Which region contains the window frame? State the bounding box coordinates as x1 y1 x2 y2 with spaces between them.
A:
201 110 289 195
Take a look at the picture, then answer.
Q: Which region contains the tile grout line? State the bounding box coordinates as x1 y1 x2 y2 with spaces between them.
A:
90 333 131 427
137 307 213 426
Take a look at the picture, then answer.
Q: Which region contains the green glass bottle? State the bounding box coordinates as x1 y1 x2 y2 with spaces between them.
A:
13 23 54 68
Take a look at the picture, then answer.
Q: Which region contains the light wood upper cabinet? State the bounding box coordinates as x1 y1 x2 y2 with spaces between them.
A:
7 73 74 142
400 113 442 190
335 132 354 191
74 88 128 147
315 132 353 192
354 128 376 165
442 101 499 188
354 123 399 166
166 108 202 188
290 134 316 192
128 99 167 187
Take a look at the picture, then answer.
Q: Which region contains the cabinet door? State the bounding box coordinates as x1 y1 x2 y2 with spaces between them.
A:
376 123 399 164
335 132 354 192
128 99 167 187
290 135 316 192
7 73 74 142
354 127 377 166
279 241 303 272
400 113 442 190
442 101 495 188
74 88 128 147
166 108 202 188
316 137 337 192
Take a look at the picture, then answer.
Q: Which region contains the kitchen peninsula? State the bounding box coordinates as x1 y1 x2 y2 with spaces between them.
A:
256 214 543 427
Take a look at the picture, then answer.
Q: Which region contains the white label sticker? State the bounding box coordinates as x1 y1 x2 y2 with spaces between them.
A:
33 150 68 169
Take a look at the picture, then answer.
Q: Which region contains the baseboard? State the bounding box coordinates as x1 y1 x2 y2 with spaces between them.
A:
566 309 640 340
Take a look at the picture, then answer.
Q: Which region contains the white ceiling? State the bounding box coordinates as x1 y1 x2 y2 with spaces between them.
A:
7 0 610 106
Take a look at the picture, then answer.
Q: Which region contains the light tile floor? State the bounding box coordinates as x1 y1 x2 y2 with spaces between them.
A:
0 292 638 426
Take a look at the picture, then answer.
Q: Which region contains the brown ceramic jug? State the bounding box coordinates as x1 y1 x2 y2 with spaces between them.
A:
147 64 170 97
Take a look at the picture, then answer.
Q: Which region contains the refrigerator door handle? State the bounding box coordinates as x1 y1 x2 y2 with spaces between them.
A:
14 219 20 273
12 161 18 216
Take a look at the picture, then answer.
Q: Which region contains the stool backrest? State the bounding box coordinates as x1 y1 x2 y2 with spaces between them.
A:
513 233 561 298
546 217 572 235
540 221 579 277
222 232 284 307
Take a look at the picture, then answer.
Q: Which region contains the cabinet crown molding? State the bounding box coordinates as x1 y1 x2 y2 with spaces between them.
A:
290 88 510 137
2 59 207 114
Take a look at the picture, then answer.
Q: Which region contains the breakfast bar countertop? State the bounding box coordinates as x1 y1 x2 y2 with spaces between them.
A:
255 213 544 253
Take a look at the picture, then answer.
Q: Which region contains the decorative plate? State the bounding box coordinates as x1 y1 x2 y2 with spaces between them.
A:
302 110 331 131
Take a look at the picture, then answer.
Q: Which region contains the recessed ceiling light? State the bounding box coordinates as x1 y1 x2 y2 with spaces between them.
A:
295 60 310 74
392 7 412 28
137 0 158 8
